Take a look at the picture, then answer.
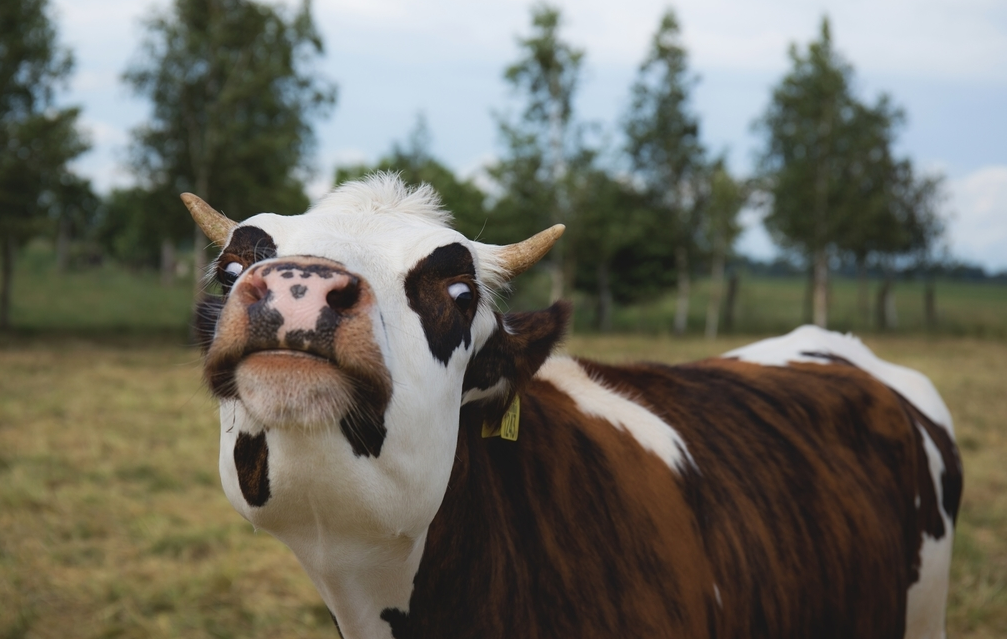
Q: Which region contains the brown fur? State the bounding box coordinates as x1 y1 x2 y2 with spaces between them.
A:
385 350 960 638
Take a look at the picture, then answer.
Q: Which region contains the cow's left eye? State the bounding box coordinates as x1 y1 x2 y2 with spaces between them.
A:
448 282 473 309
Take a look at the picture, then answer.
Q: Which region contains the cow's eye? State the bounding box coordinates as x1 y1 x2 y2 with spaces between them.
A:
220 260 244 286
448 282 473 309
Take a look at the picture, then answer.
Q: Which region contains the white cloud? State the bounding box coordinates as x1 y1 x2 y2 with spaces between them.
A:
947 165 1007 271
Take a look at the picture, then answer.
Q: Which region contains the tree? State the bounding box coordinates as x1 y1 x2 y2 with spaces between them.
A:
493 3 584 301
755 18 859 328
578 177 658 332
334 115 489 241
0 0 90 329
753 17 942 331
699 160 747 338
624 8 704 335
124 0 335 297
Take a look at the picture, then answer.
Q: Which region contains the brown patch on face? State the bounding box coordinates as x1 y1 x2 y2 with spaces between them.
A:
216 226 278 292
404 243 480 365
234 431 271 507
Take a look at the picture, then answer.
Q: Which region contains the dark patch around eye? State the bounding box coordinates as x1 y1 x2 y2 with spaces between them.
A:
404 243 479 366
234 431 271 507
216 226 278 291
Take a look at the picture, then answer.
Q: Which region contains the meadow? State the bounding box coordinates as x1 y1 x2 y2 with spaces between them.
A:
1 249 1006 637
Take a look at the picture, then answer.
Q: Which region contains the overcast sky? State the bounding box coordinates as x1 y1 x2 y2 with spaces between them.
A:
52 0 1007 270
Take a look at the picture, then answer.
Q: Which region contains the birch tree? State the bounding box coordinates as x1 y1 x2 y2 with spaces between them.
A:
624 8 704 335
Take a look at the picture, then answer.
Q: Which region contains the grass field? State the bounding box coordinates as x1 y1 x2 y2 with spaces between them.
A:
1 335 1005 638
6 240 1007 338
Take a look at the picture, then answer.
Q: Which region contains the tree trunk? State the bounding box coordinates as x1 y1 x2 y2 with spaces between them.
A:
56 216 71 273
596 261 612 333
723 272 739 333
673 245 690 335
812 248 829 328
885 283 898 329
875 278 897 331
1 237 13 330
706 244 725 339
161 238 177 286
924 278 937 329
803 266 813 325
856 259 869 328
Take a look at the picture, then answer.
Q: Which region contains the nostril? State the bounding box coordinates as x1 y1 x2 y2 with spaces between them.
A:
326 276 360 311
239 270 269 304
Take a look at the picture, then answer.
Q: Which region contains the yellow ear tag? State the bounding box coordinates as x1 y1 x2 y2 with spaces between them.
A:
481 395 520 441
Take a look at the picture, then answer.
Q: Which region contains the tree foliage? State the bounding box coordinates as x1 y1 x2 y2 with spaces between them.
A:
623 8 705 333
0 0 91 327
754 17 946 327
123 0 336 270
491 3 585 300
334 116 489 241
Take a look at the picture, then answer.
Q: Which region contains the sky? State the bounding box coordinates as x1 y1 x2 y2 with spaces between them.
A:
51 0 1007 271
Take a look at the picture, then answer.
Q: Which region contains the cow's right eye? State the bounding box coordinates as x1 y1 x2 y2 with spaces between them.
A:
220 260 244 286
448 282 473 310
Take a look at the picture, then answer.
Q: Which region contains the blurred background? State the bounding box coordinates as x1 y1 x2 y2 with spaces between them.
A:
1 0 1004 637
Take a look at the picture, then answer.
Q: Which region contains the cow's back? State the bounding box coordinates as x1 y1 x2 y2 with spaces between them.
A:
581 354 959 638
397 335 960 639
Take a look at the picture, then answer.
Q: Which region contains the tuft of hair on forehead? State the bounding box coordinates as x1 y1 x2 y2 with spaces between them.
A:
310 172 454 227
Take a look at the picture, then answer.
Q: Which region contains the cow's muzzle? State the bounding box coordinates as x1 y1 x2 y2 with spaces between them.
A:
203 256 391 431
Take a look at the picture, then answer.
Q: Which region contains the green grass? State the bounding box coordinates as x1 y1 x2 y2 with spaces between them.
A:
1 337 1005 637
6 240 194 337
566 274 1007 337
5 240 1006 339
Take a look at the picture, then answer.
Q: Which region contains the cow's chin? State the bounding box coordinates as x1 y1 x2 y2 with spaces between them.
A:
235 350 354 430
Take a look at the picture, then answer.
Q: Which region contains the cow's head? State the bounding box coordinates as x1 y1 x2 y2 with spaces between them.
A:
186 174 567 603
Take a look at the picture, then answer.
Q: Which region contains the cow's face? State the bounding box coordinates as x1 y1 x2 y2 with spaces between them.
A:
189 175 566 558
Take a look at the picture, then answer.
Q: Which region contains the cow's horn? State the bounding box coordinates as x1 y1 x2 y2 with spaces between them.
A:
498 224 565 280
180 193 237 247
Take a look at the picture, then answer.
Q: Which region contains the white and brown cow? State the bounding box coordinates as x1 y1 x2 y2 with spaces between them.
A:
186 174 961 639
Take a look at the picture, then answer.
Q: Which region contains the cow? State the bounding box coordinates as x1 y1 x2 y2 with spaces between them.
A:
184 173 962 639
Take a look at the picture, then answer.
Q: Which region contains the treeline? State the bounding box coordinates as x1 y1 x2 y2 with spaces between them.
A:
0 0 964 334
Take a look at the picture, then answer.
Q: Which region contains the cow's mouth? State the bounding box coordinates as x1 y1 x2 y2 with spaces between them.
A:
230 348 356 429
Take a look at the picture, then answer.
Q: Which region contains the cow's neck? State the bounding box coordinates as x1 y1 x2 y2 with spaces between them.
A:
291 529 426 639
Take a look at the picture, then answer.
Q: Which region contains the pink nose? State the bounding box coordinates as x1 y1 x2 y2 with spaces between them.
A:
235 257 363 356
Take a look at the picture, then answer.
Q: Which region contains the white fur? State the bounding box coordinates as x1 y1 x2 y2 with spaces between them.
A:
724 325 953 433
535 356 694 473
904 423 954 639
722 325 956 639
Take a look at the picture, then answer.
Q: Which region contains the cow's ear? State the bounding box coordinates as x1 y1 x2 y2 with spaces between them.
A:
461 301 570 424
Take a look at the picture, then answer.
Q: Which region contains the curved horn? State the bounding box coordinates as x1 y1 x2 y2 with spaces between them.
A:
180 193 237 247
497 224 565 280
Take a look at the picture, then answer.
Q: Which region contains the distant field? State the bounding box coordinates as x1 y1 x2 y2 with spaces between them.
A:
1 336 1004 638
7 241 1007 338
